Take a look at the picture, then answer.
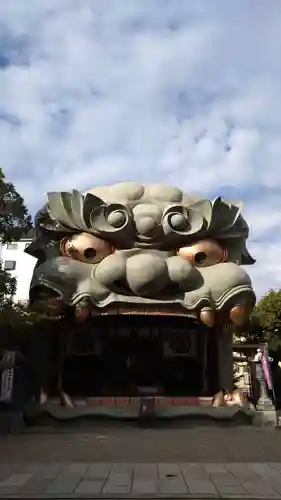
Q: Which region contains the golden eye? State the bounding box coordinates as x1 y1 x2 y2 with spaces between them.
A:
60 232 114 264
178 239 227 267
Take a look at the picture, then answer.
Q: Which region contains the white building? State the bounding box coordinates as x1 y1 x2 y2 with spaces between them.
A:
0 229 37 304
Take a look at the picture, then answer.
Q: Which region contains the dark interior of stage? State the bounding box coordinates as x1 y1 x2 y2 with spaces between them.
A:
61 316 218 398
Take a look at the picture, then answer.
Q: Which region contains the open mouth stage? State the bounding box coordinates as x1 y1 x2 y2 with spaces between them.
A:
24 307 254 426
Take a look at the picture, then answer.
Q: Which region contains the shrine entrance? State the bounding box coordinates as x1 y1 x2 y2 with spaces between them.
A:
62 316 218 399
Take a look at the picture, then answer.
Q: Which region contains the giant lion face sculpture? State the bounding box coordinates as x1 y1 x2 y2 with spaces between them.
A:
25 182 256 326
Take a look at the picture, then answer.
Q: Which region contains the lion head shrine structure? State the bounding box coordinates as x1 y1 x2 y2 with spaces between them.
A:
18 182 272 420
18 181 272 425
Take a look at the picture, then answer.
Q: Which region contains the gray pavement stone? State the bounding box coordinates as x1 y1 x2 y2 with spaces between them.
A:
243 480 279 497
46 473 82 494
270 463 281 473
20 462 64 478
75 479 105 494
132 479 158 494
0 473 32 487
134 463 158 478
180 462 210 480
0 466 15 482
0 486 20 495
215 484 248 496
248 462 281 481
14 463 65 495
102 463 134 495
19 477 56 495
225 462 261 481
112 462 134 474
132 463 158 494
33 463 64 478
211 473 241 486
273 484 281 495
158 463 188 494
46 462 90 495
187 479 219 496
247 464 281 495
158 477 187 494
84 462 112 480
102 479 132 494
0 472 33 495
1 462 281 497
157 463 183 478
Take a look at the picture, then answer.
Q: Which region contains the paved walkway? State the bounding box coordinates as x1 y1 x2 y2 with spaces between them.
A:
1 462 281 497
2 425 281 462
2 426 281 497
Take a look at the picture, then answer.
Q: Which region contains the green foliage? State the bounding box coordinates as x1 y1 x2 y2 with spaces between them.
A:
232 314 263 345
0 167 32 244
232 290 281 350
0 303 35 349
253 289 281 351
0 302 59 350
0 167 32 309
0 263 16 308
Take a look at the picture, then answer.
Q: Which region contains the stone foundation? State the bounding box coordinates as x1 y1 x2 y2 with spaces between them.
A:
24 397 257 427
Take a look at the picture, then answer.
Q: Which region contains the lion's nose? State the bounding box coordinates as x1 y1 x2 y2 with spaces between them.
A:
126 253 168 296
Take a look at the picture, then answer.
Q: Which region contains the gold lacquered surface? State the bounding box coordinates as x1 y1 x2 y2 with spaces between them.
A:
178 239 226 267
60 232 113 263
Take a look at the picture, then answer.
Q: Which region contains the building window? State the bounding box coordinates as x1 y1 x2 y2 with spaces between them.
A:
4 260 16 271
6 242 18 250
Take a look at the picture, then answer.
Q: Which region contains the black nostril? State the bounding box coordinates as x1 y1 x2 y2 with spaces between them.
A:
113 279 131 294
114 280 124 289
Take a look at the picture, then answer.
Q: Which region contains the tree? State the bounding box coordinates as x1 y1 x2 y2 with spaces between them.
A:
0 168 32 308
232 313 264 344
232 290 281 349
0 266 16 309
253 289 281 351
0 171 67 405
0 168 32 244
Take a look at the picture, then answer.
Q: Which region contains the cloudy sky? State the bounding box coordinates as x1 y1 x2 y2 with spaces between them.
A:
0 0 280 298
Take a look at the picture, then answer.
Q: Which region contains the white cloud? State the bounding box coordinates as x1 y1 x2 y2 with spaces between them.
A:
0 0 281 298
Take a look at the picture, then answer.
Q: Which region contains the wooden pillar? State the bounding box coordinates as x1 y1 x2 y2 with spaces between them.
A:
217 327 233 391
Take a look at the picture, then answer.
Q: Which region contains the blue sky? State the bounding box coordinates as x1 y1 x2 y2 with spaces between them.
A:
0 0 281 299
